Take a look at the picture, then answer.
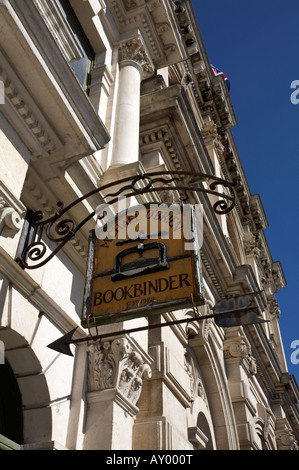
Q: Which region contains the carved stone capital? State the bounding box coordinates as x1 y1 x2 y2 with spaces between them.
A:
87 336 152 406
201 119 218 146
275 428 298 450
118 34 155 78
224 335 257 375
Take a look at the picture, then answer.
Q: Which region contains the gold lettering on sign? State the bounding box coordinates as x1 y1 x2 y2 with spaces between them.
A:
83 204 203 326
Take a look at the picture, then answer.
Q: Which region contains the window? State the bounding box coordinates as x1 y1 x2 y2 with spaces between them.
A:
36 0 95 91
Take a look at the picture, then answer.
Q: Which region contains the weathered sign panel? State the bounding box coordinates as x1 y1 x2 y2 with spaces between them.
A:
82 204 204 327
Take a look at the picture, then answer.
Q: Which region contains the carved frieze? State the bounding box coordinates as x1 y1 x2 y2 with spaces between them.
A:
87 336 152 406
140 128 183 170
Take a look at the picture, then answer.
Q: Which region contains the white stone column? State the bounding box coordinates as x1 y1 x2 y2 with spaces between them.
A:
110 34 154 167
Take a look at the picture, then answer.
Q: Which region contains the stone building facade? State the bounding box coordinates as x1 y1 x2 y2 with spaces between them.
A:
0 0 298 450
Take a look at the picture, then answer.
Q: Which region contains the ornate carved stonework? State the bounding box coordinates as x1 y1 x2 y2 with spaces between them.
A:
87 336 152 406
184 349 208 404
275 428 298 450
118 35 154 78
267 294 281 318
201 119 224 155
196 300 214 344
224 335 257 376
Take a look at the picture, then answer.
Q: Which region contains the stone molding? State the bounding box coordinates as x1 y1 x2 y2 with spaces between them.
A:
87 336 152 407
0 63 57 154
34 0 85 63
108 0 179 65
140 128 182 171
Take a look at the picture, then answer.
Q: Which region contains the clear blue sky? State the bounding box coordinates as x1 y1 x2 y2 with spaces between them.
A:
192 0 299 383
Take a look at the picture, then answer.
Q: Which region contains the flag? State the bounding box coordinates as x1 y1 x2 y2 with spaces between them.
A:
211 64 231 92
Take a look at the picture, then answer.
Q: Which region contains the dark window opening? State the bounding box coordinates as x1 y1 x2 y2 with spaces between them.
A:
56 0 95 92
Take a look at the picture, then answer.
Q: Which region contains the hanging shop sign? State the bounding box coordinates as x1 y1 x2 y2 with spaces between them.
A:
81 203 204 327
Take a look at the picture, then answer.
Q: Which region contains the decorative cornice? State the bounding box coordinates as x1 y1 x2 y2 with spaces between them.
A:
0 65 57 154
107 0 182 65
200 248 226 300
140 128 182 171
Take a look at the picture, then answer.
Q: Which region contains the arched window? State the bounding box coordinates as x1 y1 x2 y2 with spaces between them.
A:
197 412 214 450
188 412 214 450
0 360 23 445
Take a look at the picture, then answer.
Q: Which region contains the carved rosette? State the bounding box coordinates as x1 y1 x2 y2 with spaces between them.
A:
87 336 152 406
118 34 154 78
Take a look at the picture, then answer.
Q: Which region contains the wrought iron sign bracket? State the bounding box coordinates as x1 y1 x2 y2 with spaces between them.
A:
16 170 236 270
47 291 268 357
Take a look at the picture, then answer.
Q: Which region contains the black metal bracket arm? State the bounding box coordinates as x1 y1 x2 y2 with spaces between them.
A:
47 298 268 357
16 170 236 270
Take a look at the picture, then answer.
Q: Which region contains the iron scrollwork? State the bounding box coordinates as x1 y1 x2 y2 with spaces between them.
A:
16 171 236 270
